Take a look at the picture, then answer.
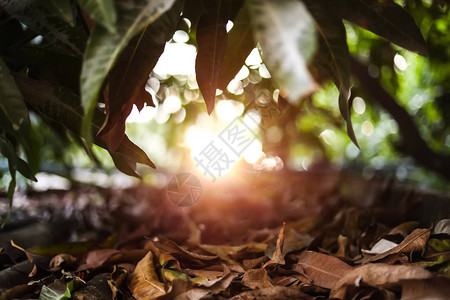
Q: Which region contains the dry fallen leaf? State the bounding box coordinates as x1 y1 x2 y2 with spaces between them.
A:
295 250 354 289
242 268 273 289
129 251 165 299
362 238 398 255
263 223 286 268
330 263 432 299
358 228 431 263
231 286 313 300
400 277 450 300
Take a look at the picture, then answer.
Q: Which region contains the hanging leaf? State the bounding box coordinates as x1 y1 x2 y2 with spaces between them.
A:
40 0 75 26
195 0 228 114
2 0 87 57
0 57 31 145
303 0 358 147
246 0 317 103
80 0 176 147
100 1 182 152
77 0 117 33
217 5 254 90
333 0 427 55
14 74 155 178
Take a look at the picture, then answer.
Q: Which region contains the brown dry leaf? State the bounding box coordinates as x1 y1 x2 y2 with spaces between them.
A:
129 251 165 299
242 268 273 289
77 248 119 271
295 251 354 289
49 253 77 271
263 223 286 268
156 271 238 300
358 227 431 263
330 263 432 299
389 221 419 236
243 256 268 270
400 277 450 299
335 235 348 258
231 286 313 300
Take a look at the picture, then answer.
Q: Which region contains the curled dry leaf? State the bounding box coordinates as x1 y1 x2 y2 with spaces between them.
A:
49 254 77 272
129 251 165 300
242 268 273 289
357 228 431 264
295 250 354 289
362 239 398 255
263 223 286 268
330 264 432 299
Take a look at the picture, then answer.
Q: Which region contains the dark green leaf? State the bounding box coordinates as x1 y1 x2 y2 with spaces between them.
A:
303 0 359 147
2 0 87 56
334 0 427 55
77 0 117 33
195 0 228 114
41 0 75 26
217 5 254 90
14 74 155 178
101 1 182 152
80 0 176 147
0 57 31 144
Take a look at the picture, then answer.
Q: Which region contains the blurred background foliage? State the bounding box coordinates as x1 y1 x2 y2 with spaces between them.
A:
1 0 450 197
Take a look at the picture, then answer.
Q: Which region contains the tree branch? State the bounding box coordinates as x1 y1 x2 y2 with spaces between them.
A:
351 57 450 179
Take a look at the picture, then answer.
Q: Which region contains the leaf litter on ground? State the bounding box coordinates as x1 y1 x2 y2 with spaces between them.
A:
0 175 449 299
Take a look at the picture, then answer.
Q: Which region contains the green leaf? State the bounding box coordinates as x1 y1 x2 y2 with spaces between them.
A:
303 0 359 147
39 279 73 300
246 0 317 103
0 133 36 182
77 0 117 33
334 0 427 55
41 0 75 26
195 0 228 114
2 0 87 56
14 74 155 178
0 57 31 144
102 1 182 152
80 0 176 147
217 5 255 90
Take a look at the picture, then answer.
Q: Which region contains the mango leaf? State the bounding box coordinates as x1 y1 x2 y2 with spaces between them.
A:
358 228 431 263
195 0 228 114
129 251 165 299
40 0 75 26
330 264 431 299
242 268 273 289
217 5 254 90
333 0 427 55
0 135 36 182
39 279 74 300
2 0 87 57
246 0 317 103
263 223 286 267
0 57 31 145
101 1 182 152
80 0 176 147
77 0 117 33
14 74 155 178
295 251 354 289
303 0 358 147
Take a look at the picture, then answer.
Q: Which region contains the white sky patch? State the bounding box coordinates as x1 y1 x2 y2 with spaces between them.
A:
153 42 197 77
